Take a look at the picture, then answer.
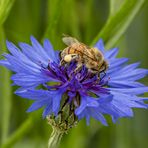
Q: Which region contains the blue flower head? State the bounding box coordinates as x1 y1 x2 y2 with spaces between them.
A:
0 36 148 126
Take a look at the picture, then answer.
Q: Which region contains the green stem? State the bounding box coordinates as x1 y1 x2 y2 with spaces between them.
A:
0 0 15 144
91 0 145 48
0 0 15 26
1 117 33 148
48 128 64 148
106 0 145 49
0 27 12 144
109 0 124 16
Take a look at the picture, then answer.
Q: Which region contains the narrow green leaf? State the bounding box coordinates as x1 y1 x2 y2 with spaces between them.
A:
67 0 80 38
91 0 146 48
0 27 12 144
109 0 124 16
84 0 94 42
0 0 15 26
1 117 33 148
43 0 64 48
0 0 15 143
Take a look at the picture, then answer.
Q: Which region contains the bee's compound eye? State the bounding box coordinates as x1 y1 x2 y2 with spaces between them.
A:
64 55 72 62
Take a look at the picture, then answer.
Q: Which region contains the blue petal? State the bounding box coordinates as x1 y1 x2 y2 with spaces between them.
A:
110 68 148 81
0 60 13 70
6 41 41 70
111 91 148 109
11 73 51 88
94 39 105 53
15 89 51 100
42 102 53 118
108 58 129 69
109 87 148 95
88 108 108 126
105 48 119 59
75 95 108 125
108 62 140 74
43 39 59 63
75 95 99 115
19 42 48 66
51 89 66 115
3 53 41 74
27 98 50 112
115 62 140 72
108 80 145 88
6 40 22 57
30 36 50 61
98 94 113 103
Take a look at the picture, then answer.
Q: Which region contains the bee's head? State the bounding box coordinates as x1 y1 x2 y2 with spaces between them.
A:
64 54 78 62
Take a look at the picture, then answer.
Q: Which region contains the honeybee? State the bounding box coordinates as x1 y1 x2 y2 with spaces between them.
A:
60 36 108 75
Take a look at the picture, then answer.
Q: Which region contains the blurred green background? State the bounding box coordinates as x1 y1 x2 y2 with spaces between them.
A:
0 0 148 148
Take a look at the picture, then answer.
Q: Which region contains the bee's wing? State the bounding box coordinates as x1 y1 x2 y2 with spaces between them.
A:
62 36 79 46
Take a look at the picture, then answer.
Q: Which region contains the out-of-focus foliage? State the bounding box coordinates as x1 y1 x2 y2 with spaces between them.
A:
0 0 148 148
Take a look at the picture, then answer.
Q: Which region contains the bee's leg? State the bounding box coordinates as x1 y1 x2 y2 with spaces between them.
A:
60 59 66 66
73 55 83 73
99 61 108 73
97 73 100 81
59 51 65 66
74 63 83 73
100 71 106 81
